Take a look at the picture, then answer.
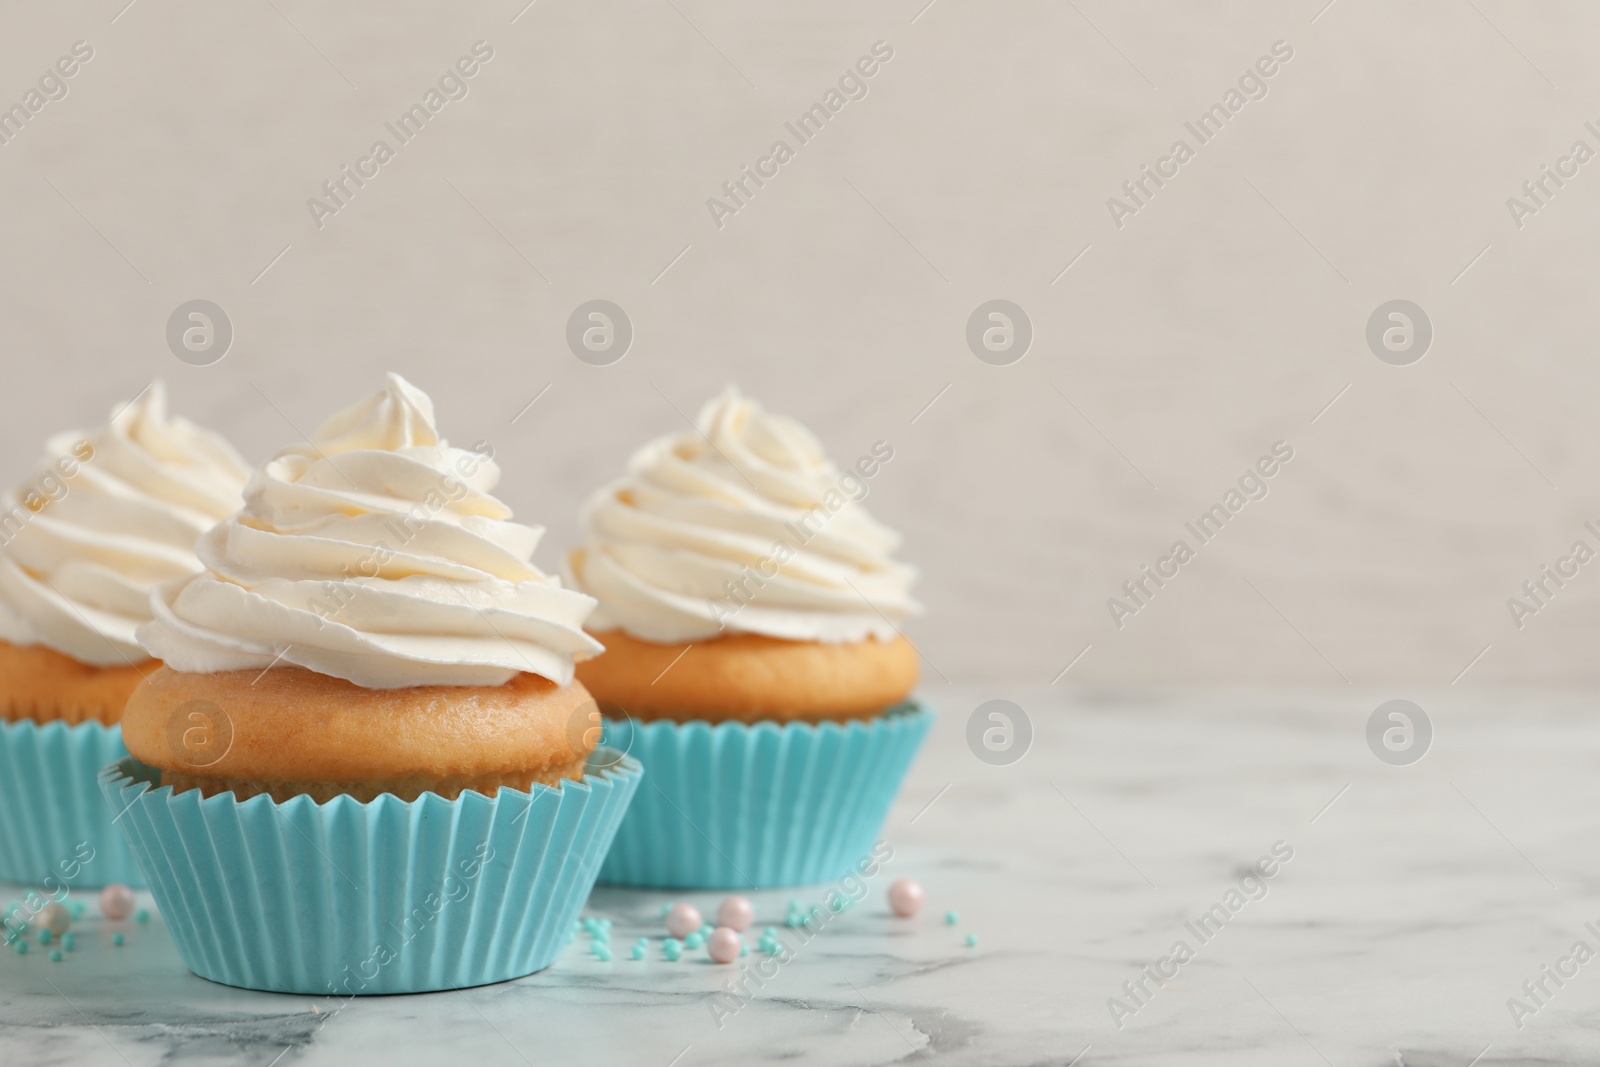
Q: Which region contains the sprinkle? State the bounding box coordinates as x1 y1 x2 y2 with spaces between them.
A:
965 933 979 948
36 903 70 935
68 902 86 919
112 933 124 947
740 941 748 957
661 903 673 918
764 927 777 938
49 949 62 962
14 941 26 955
700 923 714 937
945 911 960 926
706 927 741 964
717 896 755 932
593 944 612 962
684 931 705 950
592 927 610 944
62 933 76 952
99 886 136 922
663 938 683 961
631 944 646 960
665 903 702 939
788 898 802 911
37 929 51 946
135 910 151 924
888 879 925 918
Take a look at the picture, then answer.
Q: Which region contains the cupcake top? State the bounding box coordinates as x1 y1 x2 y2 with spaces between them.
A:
568 386 919 644
0 382 250 667
138 373 603 689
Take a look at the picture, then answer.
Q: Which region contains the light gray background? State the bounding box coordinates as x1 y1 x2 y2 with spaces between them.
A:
0 0 1594 687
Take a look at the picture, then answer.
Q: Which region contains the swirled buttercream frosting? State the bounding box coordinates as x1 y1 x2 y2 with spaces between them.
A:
567 386 919 644
137 374 602 688
0 382 250 666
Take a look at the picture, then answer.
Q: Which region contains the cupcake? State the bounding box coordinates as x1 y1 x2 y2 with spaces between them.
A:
567 386 932 888
103 374 640 994
0 382 248 889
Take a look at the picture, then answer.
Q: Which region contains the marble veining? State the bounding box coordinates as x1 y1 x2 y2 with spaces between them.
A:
2 687 1598 1065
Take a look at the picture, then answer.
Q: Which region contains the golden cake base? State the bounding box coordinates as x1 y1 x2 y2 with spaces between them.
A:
121 666 598 802
0 640 152 725
575 630 919 723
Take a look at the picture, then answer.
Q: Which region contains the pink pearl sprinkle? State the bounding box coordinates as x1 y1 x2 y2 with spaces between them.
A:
707 926 741 964
37 902 71 935
888 878 925 918
99 884 136 922
665 902 703 939
717 895 755 932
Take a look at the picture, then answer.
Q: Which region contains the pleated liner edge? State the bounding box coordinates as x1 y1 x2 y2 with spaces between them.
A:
99 747 642 994
0 719 144 889
598 701 933 890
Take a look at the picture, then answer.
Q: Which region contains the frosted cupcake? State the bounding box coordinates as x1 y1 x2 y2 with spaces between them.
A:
567 386 931 888
0 382 249 723
102 374 640 993
0 382 248 889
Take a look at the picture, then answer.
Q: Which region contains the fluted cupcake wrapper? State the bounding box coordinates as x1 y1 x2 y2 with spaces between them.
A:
99 748 642 994
0 720 144 889
598 702 933 890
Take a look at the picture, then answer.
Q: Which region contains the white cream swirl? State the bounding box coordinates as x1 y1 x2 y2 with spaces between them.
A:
0 382 250 666
568 386 919 644
137 373 602 689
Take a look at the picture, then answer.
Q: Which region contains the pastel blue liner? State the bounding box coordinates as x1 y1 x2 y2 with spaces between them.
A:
100 748 641 995
0 720 144 889
598 701 932 889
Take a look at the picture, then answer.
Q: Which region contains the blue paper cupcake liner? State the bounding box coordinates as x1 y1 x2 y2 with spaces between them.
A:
598 701 932 890
99 748 642 994
0 720 144 889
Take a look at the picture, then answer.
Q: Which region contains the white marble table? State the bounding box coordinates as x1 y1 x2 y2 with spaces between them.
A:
1 687 1596 1066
